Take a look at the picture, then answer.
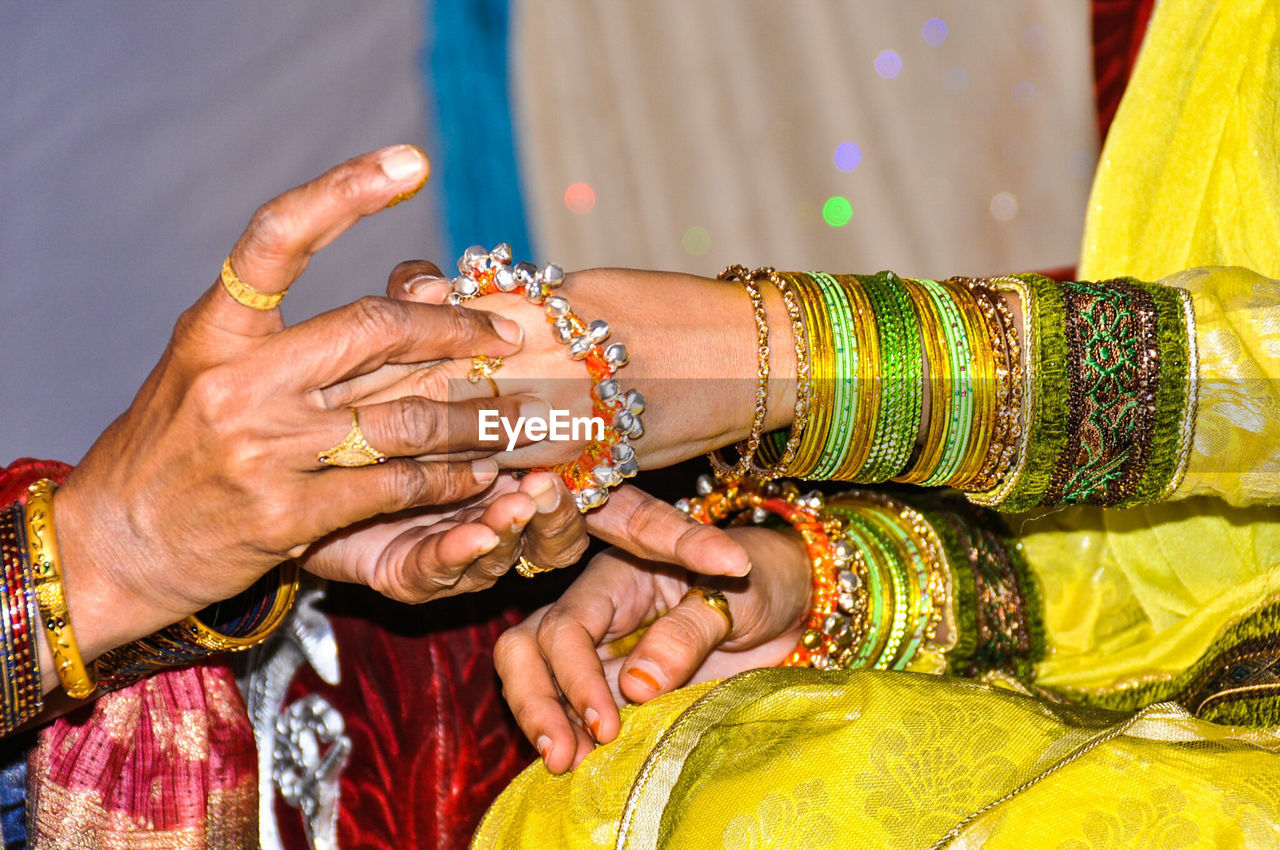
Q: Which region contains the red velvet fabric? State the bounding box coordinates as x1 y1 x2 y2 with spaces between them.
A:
273 585 539 850
1092 0 1157 143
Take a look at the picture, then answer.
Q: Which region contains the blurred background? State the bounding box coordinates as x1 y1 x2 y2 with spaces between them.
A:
0 1 1094 464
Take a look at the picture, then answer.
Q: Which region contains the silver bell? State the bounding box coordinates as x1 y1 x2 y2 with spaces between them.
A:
553 317 574 343
453 276 479 297
569 336 594 359
513 261 538 286
490 243 513 265
594 379 620 403
539 263 566 289
494 266 518 292
603 343 629 367
545 295 571 318
592 464 622 489
695 474 715 496
585 319 610 344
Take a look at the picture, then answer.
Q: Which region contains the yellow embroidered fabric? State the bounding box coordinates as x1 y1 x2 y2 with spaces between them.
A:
476 0 1280 846
475 670 1280 848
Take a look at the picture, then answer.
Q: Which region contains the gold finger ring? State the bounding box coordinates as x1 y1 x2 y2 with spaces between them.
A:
220 256 287 311
684 586 734 634
515 556 556 578
468 355 503 397
318 407 389 467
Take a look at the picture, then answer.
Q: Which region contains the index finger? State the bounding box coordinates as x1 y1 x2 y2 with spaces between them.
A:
197 145 432 337
273 296 524 390
587 486 751 577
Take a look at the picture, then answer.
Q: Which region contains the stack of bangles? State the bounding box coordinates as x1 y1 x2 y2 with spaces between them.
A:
711 267 1195 511
0 480 296 729
678 476 951 671
678 476 1045 681
448 244 643 512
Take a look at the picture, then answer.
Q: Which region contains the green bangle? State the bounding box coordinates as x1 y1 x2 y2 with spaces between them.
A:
863 505 932 670
992 273 1068 511
827 508 887 668
840 511 909 669
811 272 860 479
917 278 974 486
857 272 923 482
1122 280 1192 506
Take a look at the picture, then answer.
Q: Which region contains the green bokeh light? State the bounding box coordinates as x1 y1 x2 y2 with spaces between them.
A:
823 196 853 227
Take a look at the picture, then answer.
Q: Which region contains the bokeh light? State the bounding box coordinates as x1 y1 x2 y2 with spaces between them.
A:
682 225 711 255
1011 80 1037 108
921 18 948 46
874 50 902 79
989 192 1019 221
834 142 862 172
823 196 853 227
564 181 596 214
943 66 969 93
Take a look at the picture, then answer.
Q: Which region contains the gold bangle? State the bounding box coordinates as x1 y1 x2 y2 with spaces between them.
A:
788 272 836 477
896 280 952 484
946 283 997 488
25 479 98 699
710 266 771 481
220 256 287 311
180 561 300 652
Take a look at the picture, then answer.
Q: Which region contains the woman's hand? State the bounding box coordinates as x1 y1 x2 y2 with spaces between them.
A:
353 260 800 469
494 525 810 773
51 146 534 677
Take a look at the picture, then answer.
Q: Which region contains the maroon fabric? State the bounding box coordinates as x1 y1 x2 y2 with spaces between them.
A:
274 584 539 850
1092 0 1157 144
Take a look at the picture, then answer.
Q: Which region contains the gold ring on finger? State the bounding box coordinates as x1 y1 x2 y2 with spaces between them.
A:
318 407 389 467
468 354 503 397
683 586 734 634
220 256 287 311
515 556 556 578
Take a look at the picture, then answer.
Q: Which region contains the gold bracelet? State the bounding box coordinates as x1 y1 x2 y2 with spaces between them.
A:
748 269 813 480
946 283 997 488
25 479 98 699
220 256 287 311
710 266 771 480
787 272 836 477
181 561 299 652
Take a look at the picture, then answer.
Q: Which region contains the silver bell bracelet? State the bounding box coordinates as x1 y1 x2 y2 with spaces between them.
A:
450 244 644 511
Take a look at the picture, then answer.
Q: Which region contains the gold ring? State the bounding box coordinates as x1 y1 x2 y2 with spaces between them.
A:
468 355 503 397
220 257 287 311
318 408 388 467
515 556 555 578
684 587 734 634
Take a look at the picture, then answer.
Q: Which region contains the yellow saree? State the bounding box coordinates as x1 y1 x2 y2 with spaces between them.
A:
476 1 1280 847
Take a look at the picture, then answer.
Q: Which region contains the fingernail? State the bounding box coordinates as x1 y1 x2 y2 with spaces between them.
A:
472 458 499 484
584 707 601 741
493 317 523 346
529 476 560 513
510 502 535 532
535 734 553 759
406 275 449 300
380 145 428 183
625 662 664 692
473 530 500 558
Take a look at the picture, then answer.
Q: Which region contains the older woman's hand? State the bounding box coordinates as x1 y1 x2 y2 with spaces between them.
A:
495 525 810 774
49 145 533 680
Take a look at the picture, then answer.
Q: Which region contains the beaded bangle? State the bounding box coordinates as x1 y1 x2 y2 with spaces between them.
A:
25 479 97 699
957 280 1018 491
0 503 41 732
748 269 813 480
96 562 299 693
709 266 771 481
448 244 641 511
967 276 1035 507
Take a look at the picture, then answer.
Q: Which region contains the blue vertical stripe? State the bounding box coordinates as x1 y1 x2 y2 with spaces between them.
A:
423 0 535 263
0 734 29 849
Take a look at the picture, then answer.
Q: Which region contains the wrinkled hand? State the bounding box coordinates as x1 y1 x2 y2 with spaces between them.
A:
54 146 533 666
495 525 810 773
